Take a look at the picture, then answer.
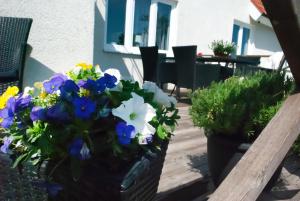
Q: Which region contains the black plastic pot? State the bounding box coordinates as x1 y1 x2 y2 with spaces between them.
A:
207 135 283 191
46 142 169 201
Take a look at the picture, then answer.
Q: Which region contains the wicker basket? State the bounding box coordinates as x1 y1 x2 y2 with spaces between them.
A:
47 142 168 201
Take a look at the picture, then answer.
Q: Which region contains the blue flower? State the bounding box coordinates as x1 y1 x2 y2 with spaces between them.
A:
0 136 13 154
80 79 105 94
15 94 32 112
43 74 67 94
115 122 136 145
69 138 90 160
47 104 70 121
73 97 96 120
60 80 79 101
103 73 117 88
30 106 46 121
0 98 15 128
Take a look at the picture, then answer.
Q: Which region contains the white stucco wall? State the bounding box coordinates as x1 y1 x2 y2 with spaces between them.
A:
0 0 96 87
0 0 282 88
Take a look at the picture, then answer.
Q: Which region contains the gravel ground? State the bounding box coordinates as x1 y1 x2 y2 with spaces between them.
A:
0 153 47 201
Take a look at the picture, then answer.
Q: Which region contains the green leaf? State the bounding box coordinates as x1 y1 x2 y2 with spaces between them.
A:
157 125 168 140
12 153 28 168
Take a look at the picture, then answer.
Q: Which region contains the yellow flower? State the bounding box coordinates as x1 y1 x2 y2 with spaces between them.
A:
39 91 47 99
4 86 19 97
0 86 19 109
34 82 43 89
76 63 92 70
81 89 90 97
0 118 3 123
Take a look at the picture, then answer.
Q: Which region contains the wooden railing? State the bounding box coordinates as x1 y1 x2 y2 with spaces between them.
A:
208 93 300 201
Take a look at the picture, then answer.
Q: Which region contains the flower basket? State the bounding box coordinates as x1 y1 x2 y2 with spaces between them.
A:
47 141 169 201
0 63 180 199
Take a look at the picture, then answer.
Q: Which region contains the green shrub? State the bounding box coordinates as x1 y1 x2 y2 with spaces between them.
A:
190 71 294 142
209 40 236 56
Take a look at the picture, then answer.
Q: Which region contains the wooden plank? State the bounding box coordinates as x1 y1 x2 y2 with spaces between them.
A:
208 94 300 201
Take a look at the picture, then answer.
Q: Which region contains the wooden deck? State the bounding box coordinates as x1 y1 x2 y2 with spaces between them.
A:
155 105 210 201
155 104 300 201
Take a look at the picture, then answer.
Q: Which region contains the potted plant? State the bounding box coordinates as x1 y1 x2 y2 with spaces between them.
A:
209 40 236 57
190 71 294 189
0 63 180 201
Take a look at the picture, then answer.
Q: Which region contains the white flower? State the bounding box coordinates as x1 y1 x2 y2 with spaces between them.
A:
105 68 121 84
71 66 81 76
143 81 177 107
80 143 91 160
94 65 102 74
23 86 34 97
112 92 156 138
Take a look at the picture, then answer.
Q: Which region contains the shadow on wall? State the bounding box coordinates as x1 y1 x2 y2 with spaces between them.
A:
93 1 143 81
23 57 54 87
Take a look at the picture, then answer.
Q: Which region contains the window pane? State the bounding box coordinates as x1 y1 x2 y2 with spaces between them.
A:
133 0 151 46
231 24 240 54
156 3 171 50
241 27 250 55
106 0 126 45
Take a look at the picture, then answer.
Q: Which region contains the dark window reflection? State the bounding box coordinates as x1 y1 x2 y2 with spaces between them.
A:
133 0 151 46
156 3 171 50
107 0 126 45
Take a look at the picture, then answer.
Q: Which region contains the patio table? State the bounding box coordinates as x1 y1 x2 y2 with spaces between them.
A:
196 56 259 67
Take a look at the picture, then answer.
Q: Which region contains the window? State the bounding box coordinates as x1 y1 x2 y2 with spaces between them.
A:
133 0 151 47
106 0 127 45
156 3 171 50
231 23 251 55
105 0 177 54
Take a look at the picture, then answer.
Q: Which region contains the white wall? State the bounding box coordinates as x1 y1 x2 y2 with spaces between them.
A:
0 0 96 87
175 0 281 56
0 0 282 88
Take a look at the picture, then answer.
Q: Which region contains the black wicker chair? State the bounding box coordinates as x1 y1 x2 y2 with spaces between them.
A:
139 46 161 83
0 16 33 94
172 45 197 97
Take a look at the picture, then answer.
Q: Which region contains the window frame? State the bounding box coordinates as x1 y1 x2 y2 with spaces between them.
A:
104 0 177 55
231 20 252 55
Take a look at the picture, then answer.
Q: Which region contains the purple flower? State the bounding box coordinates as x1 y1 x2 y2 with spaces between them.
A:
43 74 67 94
115 122 136 145
77 80 87 88
30 106 46 121
73 97 96 120
0 98 16 128
69 138 90 160
47 104 70 121
0 136 13 154
60 80 79 101
15 94 32 112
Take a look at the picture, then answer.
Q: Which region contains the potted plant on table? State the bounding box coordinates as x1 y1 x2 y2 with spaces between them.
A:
190 71 294 189
0 63 180 201
209 40 236 57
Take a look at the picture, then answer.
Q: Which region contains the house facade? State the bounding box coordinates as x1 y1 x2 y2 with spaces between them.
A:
0 0 282 87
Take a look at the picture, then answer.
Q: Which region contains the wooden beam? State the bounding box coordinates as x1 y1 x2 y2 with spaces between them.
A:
208 93 300 201
262 0 300 86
